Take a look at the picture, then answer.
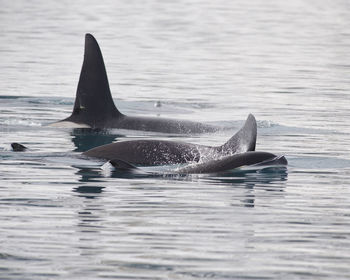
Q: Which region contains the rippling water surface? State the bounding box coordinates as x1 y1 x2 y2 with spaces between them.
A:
1 0 350 279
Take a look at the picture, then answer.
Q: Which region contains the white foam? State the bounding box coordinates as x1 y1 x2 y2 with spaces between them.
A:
100 161 113 177
1 119 42 127
47 121 91 128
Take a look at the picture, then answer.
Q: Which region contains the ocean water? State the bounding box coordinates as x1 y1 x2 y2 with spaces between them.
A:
1 0 350 279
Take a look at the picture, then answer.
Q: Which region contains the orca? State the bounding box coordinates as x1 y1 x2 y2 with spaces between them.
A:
82 114 257 165
174 152 287 174
52 33 219 133
109 152 287 174
10 114 287 174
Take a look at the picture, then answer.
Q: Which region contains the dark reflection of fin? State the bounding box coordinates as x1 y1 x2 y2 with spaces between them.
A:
242 196 255 208
70 128 124 152
72 166 106 199
73 185 105 199
74 166 105 183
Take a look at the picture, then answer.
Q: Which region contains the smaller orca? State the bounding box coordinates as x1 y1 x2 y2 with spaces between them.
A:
52 33 219 134
174 152 287 174
109 152 287 174
82 114 257 165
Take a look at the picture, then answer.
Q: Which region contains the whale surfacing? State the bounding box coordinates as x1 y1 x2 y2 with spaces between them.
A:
109 152 287 174
83 113 287 174
53 34 218 134
11 114 287 174
83 114 257 165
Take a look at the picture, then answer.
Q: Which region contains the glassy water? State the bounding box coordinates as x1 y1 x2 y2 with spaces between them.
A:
1 0 350 279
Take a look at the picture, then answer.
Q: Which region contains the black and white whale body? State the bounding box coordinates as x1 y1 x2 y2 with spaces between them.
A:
83 114 257 165
11 114 287 174
82 112 287 173
53 33 218 133
109 152 287 174
175 152 287 174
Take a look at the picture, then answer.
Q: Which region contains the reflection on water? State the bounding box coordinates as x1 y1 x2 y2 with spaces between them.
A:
205 166 288 185
70 128 123 152
73 185 105 199
205 167 288 208
72 159 288 213
74 166 105 182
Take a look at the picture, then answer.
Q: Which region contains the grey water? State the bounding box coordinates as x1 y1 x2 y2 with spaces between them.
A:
1 0 350 279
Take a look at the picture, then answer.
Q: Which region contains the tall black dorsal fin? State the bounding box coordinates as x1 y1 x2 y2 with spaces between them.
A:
217 114 257 155
64 33 121 127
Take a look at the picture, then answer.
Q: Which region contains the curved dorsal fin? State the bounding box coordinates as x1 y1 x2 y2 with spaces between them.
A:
217 114 257 155
65 33 121 127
